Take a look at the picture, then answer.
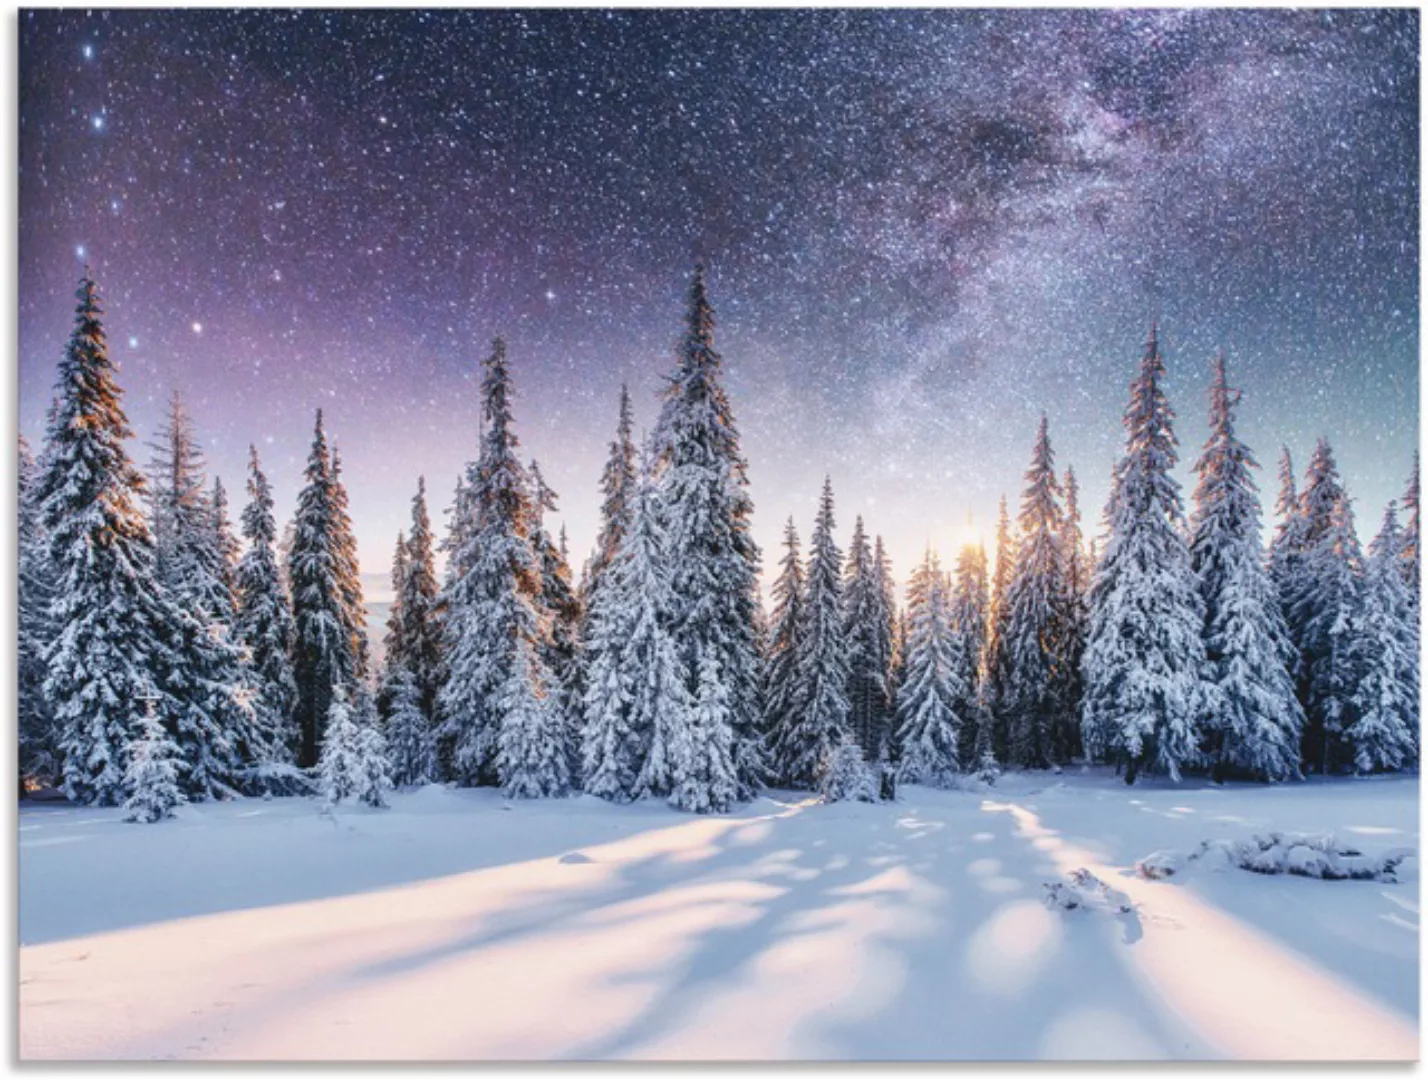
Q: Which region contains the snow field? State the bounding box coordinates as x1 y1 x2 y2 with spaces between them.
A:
19 771 1418 1061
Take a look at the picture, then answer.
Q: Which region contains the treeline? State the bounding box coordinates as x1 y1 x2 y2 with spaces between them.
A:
17 272 1419 822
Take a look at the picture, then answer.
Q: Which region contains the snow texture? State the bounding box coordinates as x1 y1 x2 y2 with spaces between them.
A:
21 771 1414 1061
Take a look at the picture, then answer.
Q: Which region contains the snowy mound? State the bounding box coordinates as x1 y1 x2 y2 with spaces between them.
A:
1135 833 1417 883
1044 868 1136 914
391 782 468 811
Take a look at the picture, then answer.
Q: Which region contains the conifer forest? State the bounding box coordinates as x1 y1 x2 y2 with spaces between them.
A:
17 8 1419 1063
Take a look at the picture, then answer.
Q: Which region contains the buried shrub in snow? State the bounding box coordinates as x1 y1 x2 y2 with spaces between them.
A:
1134 832 1417 883
1044 868 1136 914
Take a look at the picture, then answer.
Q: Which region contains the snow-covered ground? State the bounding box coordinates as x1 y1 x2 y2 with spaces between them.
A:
18 771 1419 1061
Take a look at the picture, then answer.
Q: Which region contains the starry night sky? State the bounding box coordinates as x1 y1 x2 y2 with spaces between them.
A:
19 9 1419 594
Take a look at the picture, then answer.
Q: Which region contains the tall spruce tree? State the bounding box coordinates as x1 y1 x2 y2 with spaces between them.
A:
399 478 444 731
211 477 240 601
288 411 365 767
874 535 900 757
529 460 584 785
982 496 1015 762
775 477 851 788
1189 355 1303 781
329 448 370 680
376 530 409 720
894 550 964 787
18 435 57 790
1081 325 1208 783
843 515 894 763
1289 439 1364 773
143 393 260 796
650 267 764 806
383 531 409 675
496 632 572 798
586 383 638 603
1002 416 1072 768
1268 447 1309 622
1348 503 1418 773
761 516 805 782
1059 465 1090 752
147 393 231 624
582 471 691 801
949 541 989 767
384 666 436 786
38 273 185 804
1401 454 1419 609
669 645 739 813
234 445 299 761
440 338 564 788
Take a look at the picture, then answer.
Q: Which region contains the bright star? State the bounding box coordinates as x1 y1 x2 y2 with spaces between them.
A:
81 44 93 60
128 336 139 348
90 114 105 132
74 244 85 259
544 289 556 301
191 322 203 335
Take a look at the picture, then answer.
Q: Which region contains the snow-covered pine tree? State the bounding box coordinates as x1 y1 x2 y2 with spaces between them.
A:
234 445 299 761
210 477 240 602
123 692 187 824
496 632 572 798
981 496 1015 762
775 477 852 788
38 274 186 805
650 267 764 804
894 550 964 787
949 540 989 766
400 477 444 731
384 531 409 674
843 515 894 764
582 467 692 802
384 665 436 786
1189 354 1303 781
874 536 900 745
289 411 364 767
1348 502 1418 773
18 435 58 791
1002 416 1073 769
147 392 223 616
761 517 805 783
585 383 638 604
353 687 393 808
1081 324 1208 783
443 470 475 586
376 530 409 721
669 646 739 813
146 394 268 797
821 732 879 803
329 448 371 681
1058 465 1090 752
1268 447 1308 628
318 687 362 807
1289 439 1364 774
1401 454 1419 609
528 460 584 786
440 338 563 787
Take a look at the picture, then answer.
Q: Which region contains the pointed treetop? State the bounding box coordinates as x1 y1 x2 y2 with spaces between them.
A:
617 382 633 437
683 264 715 354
